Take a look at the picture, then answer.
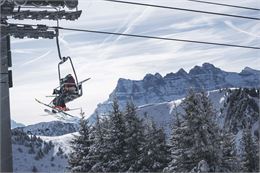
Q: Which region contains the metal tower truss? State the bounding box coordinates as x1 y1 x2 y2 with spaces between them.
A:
7 24 55 39
1 1 82 20
11 10 82 20
1 0 79 9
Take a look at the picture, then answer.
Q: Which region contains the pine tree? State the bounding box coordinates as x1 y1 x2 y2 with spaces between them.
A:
124 101 146 171
164 103 185 172
68 115 93 172
100 99 127 172
167 91 222 172
140 120 170 172
241 128 259 172
90 114 110 172
219 130 239 172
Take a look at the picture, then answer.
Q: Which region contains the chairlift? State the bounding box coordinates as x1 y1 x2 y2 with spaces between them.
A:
35 27 90 120
55 56 81 103
52 27 90 105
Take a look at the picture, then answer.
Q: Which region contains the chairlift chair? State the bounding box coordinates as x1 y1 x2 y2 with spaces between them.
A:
54 56 84 104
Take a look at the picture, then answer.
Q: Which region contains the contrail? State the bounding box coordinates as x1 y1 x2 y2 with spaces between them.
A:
114 7 152 42
225 21 260 38
98 7 153 59
21 50 52 66
98 7 140 48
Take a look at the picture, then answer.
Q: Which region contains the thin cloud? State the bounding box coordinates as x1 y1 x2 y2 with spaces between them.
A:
20 50 52 66
224 20 260 38
12 49 38 54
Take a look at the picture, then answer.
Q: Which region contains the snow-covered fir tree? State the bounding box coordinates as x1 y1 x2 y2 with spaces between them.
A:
241 128 259 172
100 99 128 172
68 115 93 172
219 130 239 172
124 101 146 171
90 114 111 172
166 91 225 172
139 120 170 172
164 104 185 172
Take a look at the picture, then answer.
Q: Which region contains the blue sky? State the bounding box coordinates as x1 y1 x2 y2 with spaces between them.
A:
9 0 260 125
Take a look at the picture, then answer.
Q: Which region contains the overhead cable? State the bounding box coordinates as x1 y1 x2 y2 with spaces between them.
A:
103 0 260 21
188 0 260 11
3 23 260 50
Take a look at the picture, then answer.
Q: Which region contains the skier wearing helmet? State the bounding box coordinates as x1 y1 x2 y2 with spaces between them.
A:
52 74 77 111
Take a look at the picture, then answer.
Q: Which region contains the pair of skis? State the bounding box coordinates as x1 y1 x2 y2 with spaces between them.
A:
35 99 75 120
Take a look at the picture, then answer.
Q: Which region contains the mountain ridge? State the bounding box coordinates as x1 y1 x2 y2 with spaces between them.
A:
14 121 79 136
90 63 260 120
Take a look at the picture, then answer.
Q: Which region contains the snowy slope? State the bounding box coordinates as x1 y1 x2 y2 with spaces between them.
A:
13 144 68 173
12 121 80 172
90 63 260 120
40 132 76 156
12 129 70 172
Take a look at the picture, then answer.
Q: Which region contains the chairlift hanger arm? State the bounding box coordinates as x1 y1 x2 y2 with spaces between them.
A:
55 20 76 85
55 27 62 60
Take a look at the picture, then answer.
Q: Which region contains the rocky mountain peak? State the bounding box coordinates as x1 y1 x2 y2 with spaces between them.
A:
189 63 222 75
189 65 203 75
143 73 155 80
154 72 163 79
143 72 163 80
176 68 188 76
240 67 260 76
164 68 187 79
143 73 165 87
202 62 216 69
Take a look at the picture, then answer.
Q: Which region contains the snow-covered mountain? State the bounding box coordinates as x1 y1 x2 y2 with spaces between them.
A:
12 121 79 172
12 63 259 172
12 128 71 172
136 89 227 136
15 121 78 136
11 120 25 129
90 63 260 120
12 89 259 172
136 89 259 142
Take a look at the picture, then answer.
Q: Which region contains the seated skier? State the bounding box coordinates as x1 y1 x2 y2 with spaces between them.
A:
52 74 77 112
